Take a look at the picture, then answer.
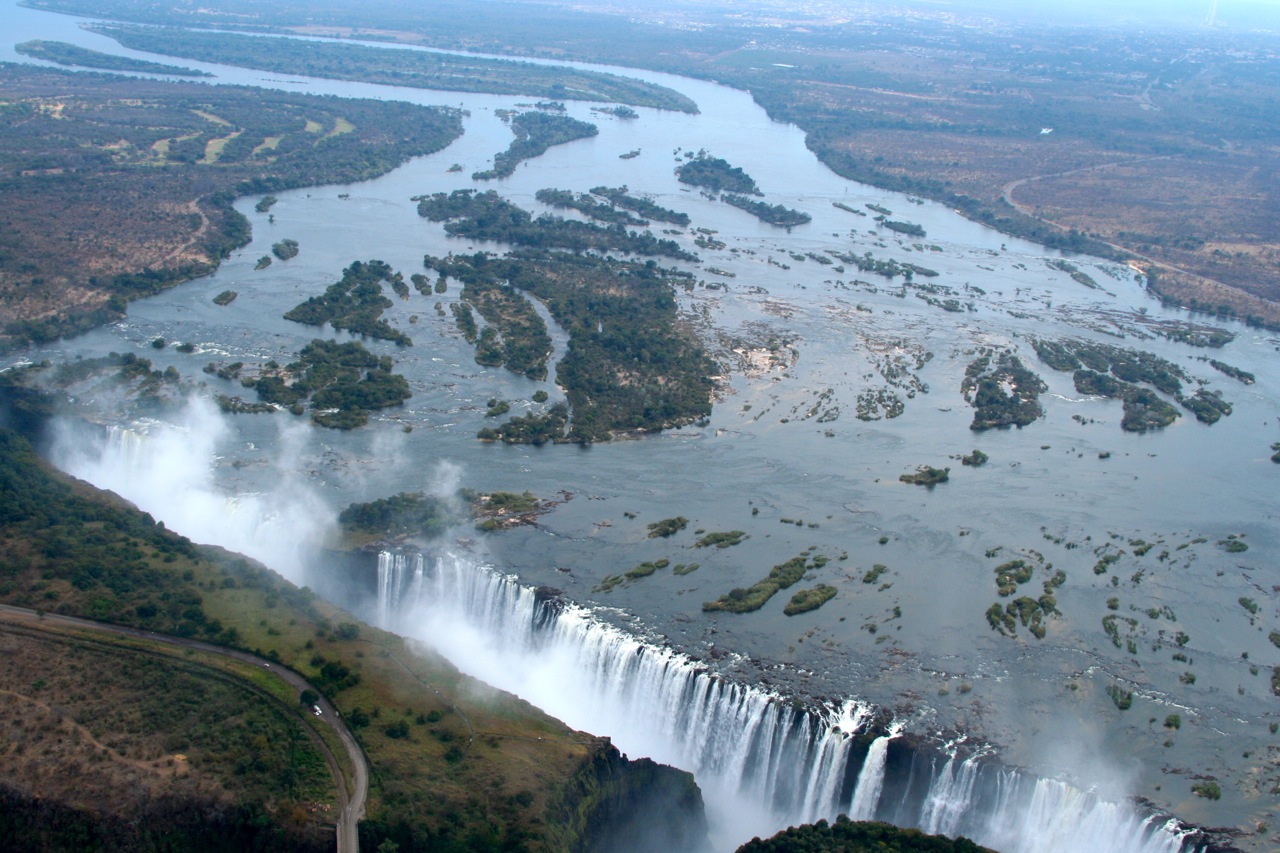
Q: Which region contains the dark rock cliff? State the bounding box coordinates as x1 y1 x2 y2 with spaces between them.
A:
545 736 710 853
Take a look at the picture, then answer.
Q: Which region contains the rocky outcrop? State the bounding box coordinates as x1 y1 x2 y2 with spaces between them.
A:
546 736 710 853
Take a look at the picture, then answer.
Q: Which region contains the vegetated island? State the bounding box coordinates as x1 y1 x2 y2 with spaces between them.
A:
1033 338 1231 430
591 186 691 226
0 64 462 350
783 584 837 616
417 189 697 261
721 193 811 228
647 516 689 538
272 238 299 260
425 248 716 443
15 39 213 76
535 188 647 226
960 350 1046 431
242 338 411 429
0 410 708 852
899 466 950 487
439 254 553 380
337 489 546 544
283 259 412 346
879 219 926 237
985 551 1064 641
87 25 698 113
703 551 829 614
676 153 761 195
473 111 598 180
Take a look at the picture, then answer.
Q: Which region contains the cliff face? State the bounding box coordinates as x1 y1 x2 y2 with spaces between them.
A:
545 736 710 853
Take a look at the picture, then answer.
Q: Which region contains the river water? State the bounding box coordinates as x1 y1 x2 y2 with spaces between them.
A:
4 1 1280 848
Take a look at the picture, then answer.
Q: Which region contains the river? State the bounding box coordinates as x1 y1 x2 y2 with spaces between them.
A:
4 2 1279 849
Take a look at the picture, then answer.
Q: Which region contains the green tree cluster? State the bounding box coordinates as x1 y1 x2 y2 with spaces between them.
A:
418 191 696 261
676 154 760 195
283 259 411 346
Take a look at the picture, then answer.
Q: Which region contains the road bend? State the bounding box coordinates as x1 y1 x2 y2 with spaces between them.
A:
0 603 369 853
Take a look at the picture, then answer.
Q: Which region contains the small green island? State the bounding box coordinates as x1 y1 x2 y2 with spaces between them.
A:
879 219 926 237
900 466 950 487
473 112 598 180
704 552 829 614
283 259 411 346
676 153 761 195
272 238 299 261
647 517 689 538
244 338 411 429
721 193 811 228
535 188 647 226
783 584 837 616
1033 338 1230 431
961 351 1045 431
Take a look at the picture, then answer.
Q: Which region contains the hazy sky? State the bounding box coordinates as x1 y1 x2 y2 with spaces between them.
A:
570 0 1280 29
919 0 1280 26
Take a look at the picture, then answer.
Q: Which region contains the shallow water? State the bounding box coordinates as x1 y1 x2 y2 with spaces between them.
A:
5 1 1280 844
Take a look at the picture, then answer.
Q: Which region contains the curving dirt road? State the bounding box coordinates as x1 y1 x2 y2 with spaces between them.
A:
0 603 368 853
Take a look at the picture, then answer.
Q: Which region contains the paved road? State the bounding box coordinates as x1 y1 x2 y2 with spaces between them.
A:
0 603 368 853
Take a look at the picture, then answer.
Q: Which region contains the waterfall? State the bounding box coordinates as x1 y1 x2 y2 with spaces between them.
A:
376 550 1200 853
847 722 903 821
919 751 982 836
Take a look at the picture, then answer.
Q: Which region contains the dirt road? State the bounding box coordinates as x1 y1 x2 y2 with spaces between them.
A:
0 603 368 853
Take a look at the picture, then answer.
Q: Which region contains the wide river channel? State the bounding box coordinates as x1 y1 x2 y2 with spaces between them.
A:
4 2 1280 848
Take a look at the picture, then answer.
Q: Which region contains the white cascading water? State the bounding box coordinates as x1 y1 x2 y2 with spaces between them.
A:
377 551 1199 853
919 749 983 836
847 721 903 821
51 404 333 584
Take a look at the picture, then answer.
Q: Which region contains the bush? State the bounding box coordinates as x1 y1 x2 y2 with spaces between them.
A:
1191 781 1221 800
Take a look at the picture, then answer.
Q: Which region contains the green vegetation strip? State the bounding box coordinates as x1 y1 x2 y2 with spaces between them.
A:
703 552 826 614
16 39 212 76
90 25 697 112
418 190 697 261
720 194 810 228
474 112 598 180
590 186 690 226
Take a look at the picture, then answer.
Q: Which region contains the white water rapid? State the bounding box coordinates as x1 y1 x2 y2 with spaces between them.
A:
377 551 1200 853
